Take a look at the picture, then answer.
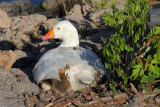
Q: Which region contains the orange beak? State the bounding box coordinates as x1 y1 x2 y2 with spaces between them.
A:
42 29 55 40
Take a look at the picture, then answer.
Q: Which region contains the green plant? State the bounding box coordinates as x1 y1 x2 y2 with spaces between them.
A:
100 0 160 93
131 26 160 84
93 1 101 11
93 0 109 11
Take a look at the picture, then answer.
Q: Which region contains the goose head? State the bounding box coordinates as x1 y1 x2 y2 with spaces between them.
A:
43 20 79 47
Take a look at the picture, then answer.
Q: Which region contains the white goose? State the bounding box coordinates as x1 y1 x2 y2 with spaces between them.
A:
33 20 109 95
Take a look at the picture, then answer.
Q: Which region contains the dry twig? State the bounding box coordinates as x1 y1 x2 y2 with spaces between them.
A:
45 93 80 107
79 93 128 106
130 82 144 100
155 80 160 83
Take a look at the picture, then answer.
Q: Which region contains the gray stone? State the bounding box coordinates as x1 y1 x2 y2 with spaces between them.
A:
10 14 47 33
154 94 160 105
9 69 39 95
45 15 86 32
89 0 125 24
0 70 17 91
0 9 10 29
0 0 33 17
82 4 94 16
68 4 82 16
0 68 39 96
14 50 34 61
0 69 25 107
39 93 51 102
148 8 160 29
80 29 114 53
89 8 112 24
11 33 31 49
125 95 143 107
0 14 47 50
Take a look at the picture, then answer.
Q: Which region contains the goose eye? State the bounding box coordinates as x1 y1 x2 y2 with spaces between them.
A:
57 27 60 30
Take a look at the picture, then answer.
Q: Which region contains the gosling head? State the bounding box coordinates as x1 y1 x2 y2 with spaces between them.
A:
43 20 79 47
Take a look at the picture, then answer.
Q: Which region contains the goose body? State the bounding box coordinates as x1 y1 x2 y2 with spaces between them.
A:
33 20 109 94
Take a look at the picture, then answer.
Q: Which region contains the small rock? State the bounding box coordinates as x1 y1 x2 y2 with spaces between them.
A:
154 94 160 105
39 93 51 102
30 95 39 104
116 0 126 10
125 94 148 107
32 91 39 96
34 100 40 104
89 8 112 24
11 34 31 50
45 18 60 30
89 1 125 24
24 97 30 106
82 4 94 16
0 9 10 29
16 74 25 82
116 0 127 5
68 4 82 16
17 94 24 99
42 0 59 11
0 50 16 69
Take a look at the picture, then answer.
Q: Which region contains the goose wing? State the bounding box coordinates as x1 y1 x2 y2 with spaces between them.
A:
33 47 108 84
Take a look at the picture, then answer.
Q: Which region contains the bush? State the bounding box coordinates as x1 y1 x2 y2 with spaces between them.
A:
99 0 160 93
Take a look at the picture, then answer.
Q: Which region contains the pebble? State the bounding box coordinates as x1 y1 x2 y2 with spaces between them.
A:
154 94 160 105
39 93 51 102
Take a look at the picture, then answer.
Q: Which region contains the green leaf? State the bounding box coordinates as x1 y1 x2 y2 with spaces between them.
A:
119 25 124 34
116 55 120 61
140 75 156 83
136 43 141 48
140 84 143 88
152 26 160 35
117 69 124 78
156 45 160 60
144 88 149 92
151 58 159 64
109 81 116 96
148 64 154 72
125 44 131 51
107 17 114 25
106 48 110 56
130 47 133 51
131 64 143 80
135 52 137 56
105 62 110 69
136 18 141 25
153 66 160 76
140 67 145 77
147 55 152 60
120 45 123 51
103 48 106 56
